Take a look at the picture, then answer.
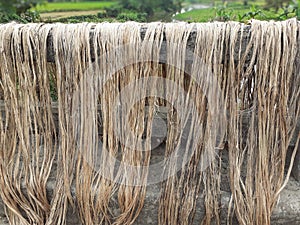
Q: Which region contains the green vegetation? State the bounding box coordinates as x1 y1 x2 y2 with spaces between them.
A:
34 1 117 13
118 0 182 16
174 0 298 22
175 8 214 22
297 0 300 19
97 0 183 21
0 0 43 14
46 14 107 23
116 12 147 22
0 0 299 23
0 11 39 23
34 0 182 22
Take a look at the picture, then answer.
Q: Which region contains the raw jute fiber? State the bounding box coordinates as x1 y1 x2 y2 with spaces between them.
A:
0 20 299 225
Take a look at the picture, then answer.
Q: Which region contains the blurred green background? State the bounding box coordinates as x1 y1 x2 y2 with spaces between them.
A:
0 0 299 23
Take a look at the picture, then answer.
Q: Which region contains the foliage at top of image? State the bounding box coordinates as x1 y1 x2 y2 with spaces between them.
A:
0 0 299 24
0 10 41 23
0 0 42 14
34 1 117 13
0 0 42 23
175 0 299 22
97 0 183 21
119 0 183 16
0 0 182 23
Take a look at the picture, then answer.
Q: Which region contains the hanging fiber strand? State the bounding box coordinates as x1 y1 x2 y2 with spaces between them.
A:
0 20 299 225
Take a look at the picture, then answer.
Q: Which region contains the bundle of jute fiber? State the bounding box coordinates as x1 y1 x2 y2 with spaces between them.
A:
0 19 299 225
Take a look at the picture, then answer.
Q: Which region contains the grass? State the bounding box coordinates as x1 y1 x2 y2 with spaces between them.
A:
33 1 117 13
175 0 297 22
175 8 215 22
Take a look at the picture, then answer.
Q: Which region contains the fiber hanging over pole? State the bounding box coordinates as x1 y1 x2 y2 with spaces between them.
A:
0 20 299 225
